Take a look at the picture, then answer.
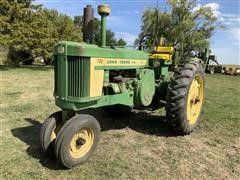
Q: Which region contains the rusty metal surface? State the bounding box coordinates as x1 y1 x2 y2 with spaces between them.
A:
83 5 93 43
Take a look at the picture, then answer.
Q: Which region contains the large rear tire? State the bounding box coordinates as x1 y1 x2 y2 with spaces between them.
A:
54 114 100 168
166 61 205 135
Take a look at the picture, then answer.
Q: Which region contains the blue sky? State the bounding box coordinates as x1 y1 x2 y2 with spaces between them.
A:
34 0 239 65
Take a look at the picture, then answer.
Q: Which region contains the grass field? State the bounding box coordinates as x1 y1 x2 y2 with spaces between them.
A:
1 65 240 179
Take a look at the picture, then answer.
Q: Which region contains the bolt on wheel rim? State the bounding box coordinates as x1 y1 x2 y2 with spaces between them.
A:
187 74 204 125
70 128 94 159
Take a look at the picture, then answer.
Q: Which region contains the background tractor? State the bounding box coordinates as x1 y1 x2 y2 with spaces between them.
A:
204 54 240 75
40 4 206 168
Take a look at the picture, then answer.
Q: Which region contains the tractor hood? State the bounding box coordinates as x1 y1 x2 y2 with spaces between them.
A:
53 41 148 60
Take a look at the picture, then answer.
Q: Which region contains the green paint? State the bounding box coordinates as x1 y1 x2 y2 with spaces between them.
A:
134 69 155 108
95 66 146 70
54 56 90 100
148 59 172 78
103 71 109 86
67 56 90 97
54 41 148 60
160 60 172 77
58 55 67 98
101 15 107 46
109 83 121 93
160 66 169 77
55 91 134 111
53 40 175 112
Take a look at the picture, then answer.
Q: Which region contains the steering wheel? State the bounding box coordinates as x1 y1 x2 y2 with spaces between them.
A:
139 34 159 55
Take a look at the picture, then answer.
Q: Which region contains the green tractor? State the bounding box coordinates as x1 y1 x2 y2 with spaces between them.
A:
40 4 206 168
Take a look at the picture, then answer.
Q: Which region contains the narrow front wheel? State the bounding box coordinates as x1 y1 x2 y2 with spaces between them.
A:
54 114 100 168
40 111 63 156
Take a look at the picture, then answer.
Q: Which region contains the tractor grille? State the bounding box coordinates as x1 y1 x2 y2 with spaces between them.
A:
67 56 90 98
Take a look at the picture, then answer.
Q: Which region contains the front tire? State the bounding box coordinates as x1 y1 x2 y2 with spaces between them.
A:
166 61 205 135
54 114 100 168
40 111 63 156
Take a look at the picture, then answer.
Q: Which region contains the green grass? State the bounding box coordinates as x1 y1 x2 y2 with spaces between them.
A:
1 65 240 179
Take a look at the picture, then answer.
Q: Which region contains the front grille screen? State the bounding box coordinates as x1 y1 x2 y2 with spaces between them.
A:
67 56 90 98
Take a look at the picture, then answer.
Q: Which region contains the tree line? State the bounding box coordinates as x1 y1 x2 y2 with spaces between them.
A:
0 0 126 65
136 0 221 63
73 16 126 47
0 0 221 65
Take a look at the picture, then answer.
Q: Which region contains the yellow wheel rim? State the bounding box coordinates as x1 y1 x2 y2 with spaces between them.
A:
69 128 94 159
50 131 57 142
187 74 204 125
50 122 63 142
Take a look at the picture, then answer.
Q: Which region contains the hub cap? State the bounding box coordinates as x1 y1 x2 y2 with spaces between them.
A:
187 74 204 125
70 128 94 159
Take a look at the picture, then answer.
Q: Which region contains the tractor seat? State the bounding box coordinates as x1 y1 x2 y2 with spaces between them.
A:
150 46 174 60
155 46 174 54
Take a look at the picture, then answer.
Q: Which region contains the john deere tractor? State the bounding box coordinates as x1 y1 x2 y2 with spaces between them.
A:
40 4 205 168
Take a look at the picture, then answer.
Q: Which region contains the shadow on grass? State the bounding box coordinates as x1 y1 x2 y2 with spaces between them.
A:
0 64 53 71
11 108 175 170
11 118 63 170
80 108 174 137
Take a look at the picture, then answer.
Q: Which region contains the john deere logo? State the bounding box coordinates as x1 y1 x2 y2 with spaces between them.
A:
107 60 117 64
106 59 131 64
120 60 130 64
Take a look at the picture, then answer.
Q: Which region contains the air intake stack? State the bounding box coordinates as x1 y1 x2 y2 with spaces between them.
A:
83 5 94 43
98 4 111 47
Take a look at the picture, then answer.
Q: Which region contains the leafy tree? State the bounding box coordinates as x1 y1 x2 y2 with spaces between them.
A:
0 0 38 64
136 0 221 63
32 9 82 64
0 0 82 65
73 15 82 27
117 38 127 46
74 16 127 46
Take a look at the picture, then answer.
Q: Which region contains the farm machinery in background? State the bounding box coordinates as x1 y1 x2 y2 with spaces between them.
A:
205 54 240 75
40 4 207 168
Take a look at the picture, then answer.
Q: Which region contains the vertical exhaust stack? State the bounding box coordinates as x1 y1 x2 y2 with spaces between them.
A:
98 4 110 47
83 5 94 43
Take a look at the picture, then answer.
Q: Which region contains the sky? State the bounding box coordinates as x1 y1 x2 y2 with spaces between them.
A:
34 0 240 65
